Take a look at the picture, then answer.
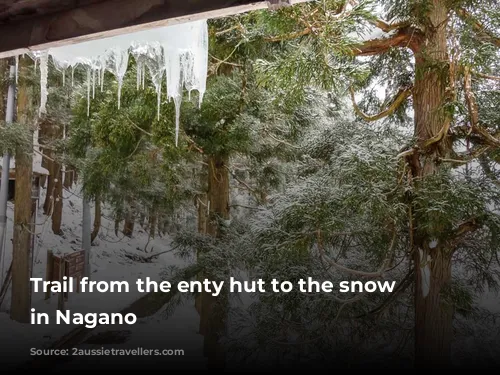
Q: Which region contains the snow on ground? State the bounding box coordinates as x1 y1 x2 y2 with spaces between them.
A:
0 178 499 370
0 183 202 369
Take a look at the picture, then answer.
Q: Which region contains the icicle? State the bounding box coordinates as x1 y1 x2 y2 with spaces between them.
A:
106 48 129 109
101 67 105 92
157 84 162 121
39 51 49 115
87 68 91 117
142 64 145 89
144 44 165 121
15 55 19 84
71 66 75 87
40 19 208 144
34 58 38 73
117 79 122 109
163 20 208 144
92 68 96 99
173 95 182 146
62 69 66 86
136 62 141 90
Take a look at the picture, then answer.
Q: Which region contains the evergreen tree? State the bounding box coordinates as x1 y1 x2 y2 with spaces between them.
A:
224 0 500 368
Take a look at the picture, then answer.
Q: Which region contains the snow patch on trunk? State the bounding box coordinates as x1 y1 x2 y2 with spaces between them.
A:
419 249 431 298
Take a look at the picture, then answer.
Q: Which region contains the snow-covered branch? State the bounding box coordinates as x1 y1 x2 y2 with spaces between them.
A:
352 27 422 56
455 8 500 48
316 229 390 278
349 86 412 122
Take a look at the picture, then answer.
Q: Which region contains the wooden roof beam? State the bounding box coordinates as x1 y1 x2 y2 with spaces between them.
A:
0 0 309 59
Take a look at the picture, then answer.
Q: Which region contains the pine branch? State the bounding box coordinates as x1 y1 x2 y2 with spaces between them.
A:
464 66 479 129
464 66 500 147
439 145 491 167
349 86 412 122
352 27 423 56
370 19 410 33
449 217 482 251
455 8 500 48
316 229 390 278
472 71 500 81
264 28 312 42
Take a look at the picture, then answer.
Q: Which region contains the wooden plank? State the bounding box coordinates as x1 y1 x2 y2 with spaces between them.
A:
0 0 308 59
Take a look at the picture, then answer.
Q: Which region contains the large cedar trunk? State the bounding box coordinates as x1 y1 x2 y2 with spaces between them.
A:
413 246 453 368
199 155 230 369
411 0 454 368
10 57 33 323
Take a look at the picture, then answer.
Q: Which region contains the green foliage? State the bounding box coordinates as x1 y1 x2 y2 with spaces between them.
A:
69 58 194 216
182 74 251 157
0 121 34 155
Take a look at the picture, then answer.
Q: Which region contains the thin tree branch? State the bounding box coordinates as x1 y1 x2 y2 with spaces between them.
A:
472 71 500 81
349 86 412 122
449 217 481 251
352 28 422 56
316 229 390 278
370 19 410 33
464 66 479 129
264 28 312 42
455 8 500 48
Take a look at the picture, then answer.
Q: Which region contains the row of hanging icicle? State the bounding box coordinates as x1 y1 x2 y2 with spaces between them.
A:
24 19 208 147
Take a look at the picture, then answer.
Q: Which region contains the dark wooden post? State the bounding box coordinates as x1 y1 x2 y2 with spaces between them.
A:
57 257 66 312
45 250 53 300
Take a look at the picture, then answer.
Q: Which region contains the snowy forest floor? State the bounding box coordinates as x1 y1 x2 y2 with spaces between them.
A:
0 183 204 370
0 182 499 370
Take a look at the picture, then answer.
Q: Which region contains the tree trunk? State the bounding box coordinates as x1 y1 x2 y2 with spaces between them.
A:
63 167 74 189
199 155 230 369
195 192 208 315
411 0 454 368
197 193 208 235
114 218 120 237
123 204 135 237
38 124 48 188
91 197 101 243
123 219 134 237
10 56 33 323
149 213 156 238
51 162 63 234
413 246 453 368
42 120 54 214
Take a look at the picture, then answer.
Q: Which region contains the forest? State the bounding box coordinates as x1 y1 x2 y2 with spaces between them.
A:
0 0 499 371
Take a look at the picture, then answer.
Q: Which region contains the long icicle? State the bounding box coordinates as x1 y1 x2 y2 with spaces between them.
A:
87 68 91 116
15 55 19 84
39 51 49 115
